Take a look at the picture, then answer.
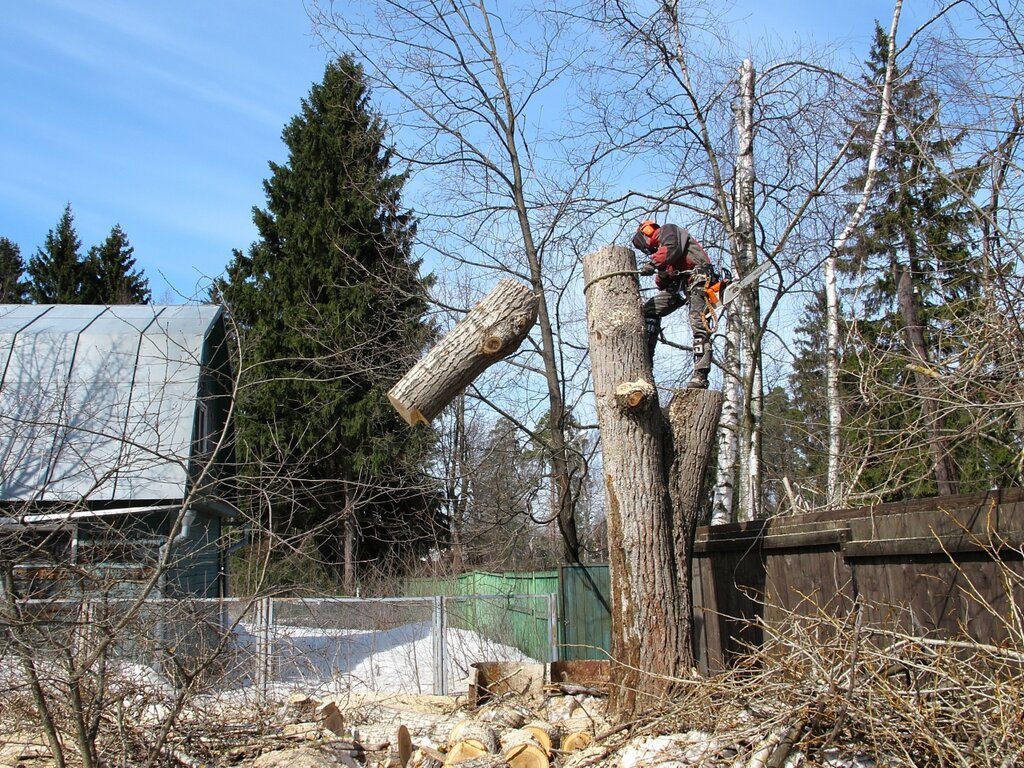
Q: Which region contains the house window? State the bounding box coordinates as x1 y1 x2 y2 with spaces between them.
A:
196 401 212 455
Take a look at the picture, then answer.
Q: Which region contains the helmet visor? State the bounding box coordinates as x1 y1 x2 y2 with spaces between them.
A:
632 230 654 253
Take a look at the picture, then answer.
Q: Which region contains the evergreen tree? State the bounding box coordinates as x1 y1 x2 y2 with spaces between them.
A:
215 56 440 586
84 225 151 304
28 204 85 303
0 238 30 303
838 24 1012 499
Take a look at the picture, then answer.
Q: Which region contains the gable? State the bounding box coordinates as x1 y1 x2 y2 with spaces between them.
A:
0 304 224 503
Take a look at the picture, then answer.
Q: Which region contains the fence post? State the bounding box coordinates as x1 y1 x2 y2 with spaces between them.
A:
547 593 559 662
432 596 447 696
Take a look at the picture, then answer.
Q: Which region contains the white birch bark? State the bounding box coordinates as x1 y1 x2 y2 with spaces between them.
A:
712 313 739 524
734 59 762 522
824 0 903 507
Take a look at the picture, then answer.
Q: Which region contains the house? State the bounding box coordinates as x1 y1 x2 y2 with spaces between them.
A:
0 304 235 600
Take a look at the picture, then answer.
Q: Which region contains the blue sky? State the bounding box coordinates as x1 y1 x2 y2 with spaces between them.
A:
0 1 906 303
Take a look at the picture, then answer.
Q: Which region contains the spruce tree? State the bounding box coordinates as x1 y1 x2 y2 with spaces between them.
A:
0 238 30 303
839 24 1011 498
216 56 439 587
28 204 85 303
84 225 151 304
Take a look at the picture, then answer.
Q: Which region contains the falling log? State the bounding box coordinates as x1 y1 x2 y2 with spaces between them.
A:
388 279 539 425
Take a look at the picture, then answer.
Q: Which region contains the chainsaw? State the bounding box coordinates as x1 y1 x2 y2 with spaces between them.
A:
706 259 773 309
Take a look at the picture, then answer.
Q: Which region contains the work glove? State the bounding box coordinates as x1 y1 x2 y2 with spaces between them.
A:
639 262 657 277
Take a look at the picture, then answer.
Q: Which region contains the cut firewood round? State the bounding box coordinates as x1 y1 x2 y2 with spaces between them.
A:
397 724 413 767
447 723 500 753
522 721 557 754
500 731 549 768
561 730 593 752
444 740 490 765
504 741 549 768
442 756 510 768
476 702 529 729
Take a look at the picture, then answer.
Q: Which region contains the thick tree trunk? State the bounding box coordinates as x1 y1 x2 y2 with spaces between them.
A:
388 279 538 425
583 245 719 718
666 388 723 656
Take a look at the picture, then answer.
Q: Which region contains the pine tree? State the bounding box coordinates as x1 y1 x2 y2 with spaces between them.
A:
84 225 151 304
28 204 85 303
216 56 440 586
0 238 30 303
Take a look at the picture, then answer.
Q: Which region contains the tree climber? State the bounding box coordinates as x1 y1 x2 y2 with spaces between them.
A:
632 220 717 389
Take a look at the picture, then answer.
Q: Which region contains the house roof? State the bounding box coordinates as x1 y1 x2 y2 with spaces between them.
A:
0 304 224 503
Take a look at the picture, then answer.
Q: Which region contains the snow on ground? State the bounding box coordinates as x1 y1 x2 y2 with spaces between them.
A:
2 620 536 706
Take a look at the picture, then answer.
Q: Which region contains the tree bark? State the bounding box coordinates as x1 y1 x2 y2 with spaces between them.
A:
733 59 763 522
388 279 539 425
666 388 723 661
583 245 718 718
895 265 959 495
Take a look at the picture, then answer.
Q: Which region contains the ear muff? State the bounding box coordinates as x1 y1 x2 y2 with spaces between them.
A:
640 220 659 239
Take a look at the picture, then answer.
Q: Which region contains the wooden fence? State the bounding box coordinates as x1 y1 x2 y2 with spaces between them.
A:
692 487 1024 673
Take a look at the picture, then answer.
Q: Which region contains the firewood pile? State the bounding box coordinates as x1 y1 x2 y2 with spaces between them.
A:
252 684 613 768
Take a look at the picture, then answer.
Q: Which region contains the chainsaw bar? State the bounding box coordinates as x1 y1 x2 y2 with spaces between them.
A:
719 260 772 307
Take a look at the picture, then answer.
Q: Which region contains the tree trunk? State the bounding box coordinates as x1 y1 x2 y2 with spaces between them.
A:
895 265 959 495
583 245 718 718
712 312 739 525
824 0 904 508
733 59 763 522
343 497 356 595
388 279 538 425
666 388 723 657
824 253 843 506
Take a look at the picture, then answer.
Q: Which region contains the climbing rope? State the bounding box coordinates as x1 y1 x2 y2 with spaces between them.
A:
582 269 641 294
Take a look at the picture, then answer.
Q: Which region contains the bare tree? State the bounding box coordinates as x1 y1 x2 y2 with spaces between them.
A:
308 0 624 561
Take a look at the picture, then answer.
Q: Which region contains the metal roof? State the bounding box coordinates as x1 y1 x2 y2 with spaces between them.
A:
0 304 223 503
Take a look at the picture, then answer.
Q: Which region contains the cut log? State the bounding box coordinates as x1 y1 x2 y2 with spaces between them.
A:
447 721 499 751
397 724 413 767
561 731 592 752
442 756 510 768
522 722 556 754
388 279 538 425
501 731 549 768
444 740 489 764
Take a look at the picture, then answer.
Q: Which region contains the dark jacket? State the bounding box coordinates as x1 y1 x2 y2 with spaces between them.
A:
648 224 710 290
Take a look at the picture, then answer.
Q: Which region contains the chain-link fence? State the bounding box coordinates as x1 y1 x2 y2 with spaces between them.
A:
0 593 557 702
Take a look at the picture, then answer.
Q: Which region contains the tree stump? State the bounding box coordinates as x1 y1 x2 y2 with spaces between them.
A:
388 279 538 425
582 244 721 718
